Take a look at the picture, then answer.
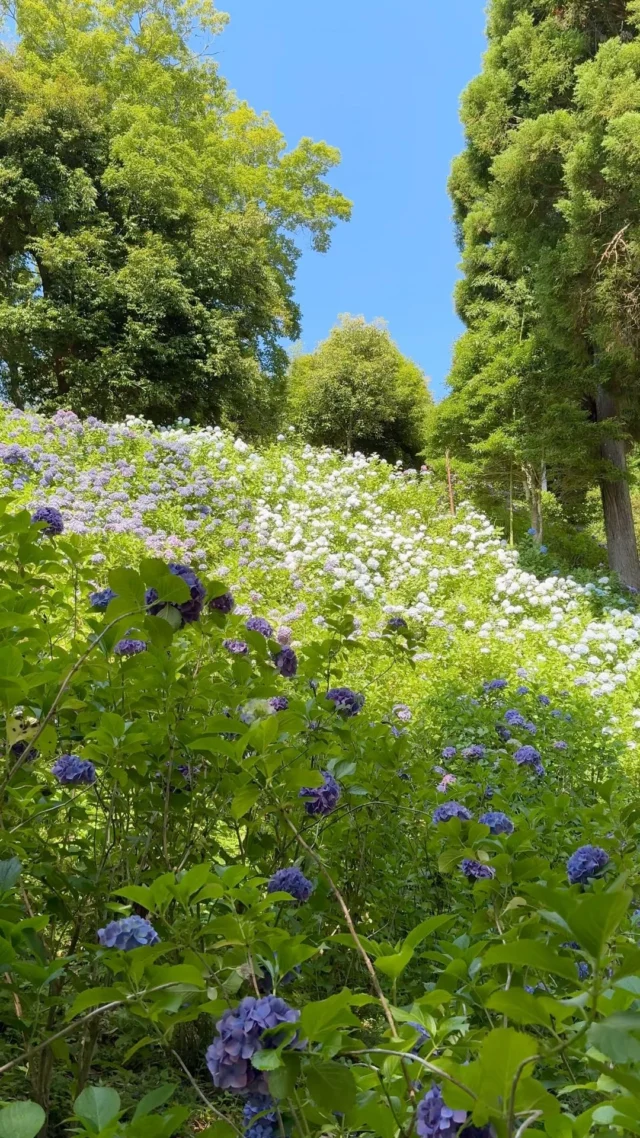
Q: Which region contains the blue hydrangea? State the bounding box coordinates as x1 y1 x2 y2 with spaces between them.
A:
553 740 568 750
274 647 297 678
146 563 206 624
393 702 412 722
407 1020 430 1053
461 744 485 761
114 638 147 657
246 616 274 638
461 859 495 881
31 505 64 536
504 709 526 727
243 1095 277 1138
267 867 313 902
567 845 609 885
483 678 507 692
415 1085 468 1138
11 739 37 762
205 996 300 1093
224 638 249 655
441 746 457 759
89 587 117 610
51 754 97 786
495 724 511 742
299 770 340 816
516 685 529 695
432 801 472 824
209 590 235 614
97 915 160 951
514 746 545 775
326 687 364 716
479 811 514 836
269 696 289 712
524 721 537 735
538 694 551 706
387 616 408 631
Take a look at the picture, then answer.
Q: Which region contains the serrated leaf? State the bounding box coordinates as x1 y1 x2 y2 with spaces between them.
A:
483 941 579 981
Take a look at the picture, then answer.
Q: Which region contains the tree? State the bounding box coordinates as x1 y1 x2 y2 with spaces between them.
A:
287 315 432 462
0 0 351 431
440 0 640 586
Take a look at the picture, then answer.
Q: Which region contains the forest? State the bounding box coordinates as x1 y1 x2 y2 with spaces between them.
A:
1 2 640 1137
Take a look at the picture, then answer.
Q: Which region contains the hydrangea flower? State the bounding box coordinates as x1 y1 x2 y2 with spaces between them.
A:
97 915 160 950
89 587 117 610
461 744 485 761
461 858 495 880
567 845 609 885
407 1020 430 1053
326 687 364 716
495 724 511 742
10 739 37 762
267 867 313 902
31 505 64 536
299 770 340 816
483 678 507 692
441 746 457 759
269 696 289 712
553 740 568 750
224 638 249 655
243 1095 277 1138
415 1085 468 1138
514 745 545 775
209 590 235 614
479 811 514 835
432 802 472 824
205 996 300 1094
524 721 537 735
538 694 551 706
387 616 408 631
504 709 526 728
146 563 205 624
274 647 297 677
437 773 457 792
393 702 412 722
276 626 293 646
516 685 529 695
51 754 97 786
114 638 147 657
246 616 274 638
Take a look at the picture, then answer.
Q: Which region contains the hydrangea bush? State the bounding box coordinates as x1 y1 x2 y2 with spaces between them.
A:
1 412 640 1135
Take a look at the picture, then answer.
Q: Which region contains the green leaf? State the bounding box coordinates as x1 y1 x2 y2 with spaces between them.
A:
588 1013 640 1063
564 889 632 959
374 946 414 980
231 785 260 820
74 1085 121 1130
0 936 17 965
403 913 454 950
250 1049 283 1070
200 1124 238 1138
0 857 21 892
108 567 145 606
483 941 579 981
67 986 122 1021
486 988 551 1027
478 1028 539 1107
306 1060 357 1113
132 1083 177 1119
299 990 359 1040
0 1102 46 1138
0 646 23 678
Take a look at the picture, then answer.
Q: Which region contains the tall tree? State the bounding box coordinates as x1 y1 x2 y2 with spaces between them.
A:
287 315 432 462
440 0 640 585
0 0 351 431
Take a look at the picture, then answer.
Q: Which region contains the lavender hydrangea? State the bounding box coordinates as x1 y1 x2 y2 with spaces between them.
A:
483 678 507 692
441 746 457 760
114 638 147 657
31 505 64 536
432 801 472 824
415 1085 468 1138
97 915 159 951
267 867 313 902
325 687 364 716
538 694 551 706
246 616 274 638
479 811 514 836
504 709 526 728
461 744 485 761
209 590 236 615
243 1095 277 1138
393 702 412 722
387 616 408 631
514 745 545 775
461 859 495 881
274 647 297 678
437 772 457 792
89 587 117 610
51 754 96 786
299 770 340 816
269 696 289 712
553 740 568 750
205 996 300 1093
516 685 529 695
495 724 511 742
146 563 206 624
524 721 537 735
567 845 610 885
224 638 249 655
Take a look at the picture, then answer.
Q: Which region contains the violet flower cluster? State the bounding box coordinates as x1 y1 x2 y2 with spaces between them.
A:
567 845 609 885
205 996 300 1093
97 915 160 951
299 770 340 816
267 867 313 902
51 754 96 786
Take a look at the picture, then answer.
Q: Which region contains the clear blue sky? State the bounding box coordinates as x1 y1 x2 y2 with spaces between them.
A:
216 0 486 400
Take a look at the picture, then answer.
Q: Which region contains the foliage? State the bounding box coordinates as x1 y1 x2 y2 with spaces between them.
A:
287 316 432 462
0 0 351 431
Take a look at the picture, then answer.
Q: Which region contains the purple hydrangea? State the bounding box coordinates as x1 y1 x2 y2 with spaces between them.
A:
432 801 472 824
441 746 457 759
89 587 117 610
514 745 545 775
483 678 507 692
325 687 364 716
205 996 300 1093
408 1021 430 1053
209 590 236 615
269 696 289 712
114 638 147 657
524 721 537 735
299 770 341 816
461 858 495 881
495 724 511 742
567 845 609 885
146 563 206 624
274 647 298 678
31 505 64 536
246 616 274 638
387 616 408 631
51 754 96 786
224 638 249 655
415 1085 468 1138
10 739 37 762
504 709 526 728
461 744 485 761
516 685 529 695
479 811 514 836
553 740 568 750
393 702 412 722
243 1095 278 1138
539 694 551 706
267 867 313 902
97 915 160 951
437 772 457 792
276 626 293 646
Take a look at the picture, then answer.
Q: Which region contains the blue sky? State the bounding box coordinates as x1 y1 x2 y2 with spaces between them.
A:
217 1 486 400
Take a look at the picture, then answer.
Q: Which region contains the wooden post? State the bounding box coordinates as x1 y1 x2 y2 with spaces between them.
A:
509 463 514 547
445 450 456 516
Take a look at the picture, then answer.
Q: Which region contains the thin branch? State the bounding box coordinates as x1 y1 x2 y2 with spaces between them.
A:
348 1048 477 1101
169 1048 243 1135
514 1112 543 1138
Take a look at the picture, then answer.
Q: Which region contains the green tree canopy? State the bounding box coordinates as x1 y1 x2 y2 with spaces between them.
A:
287 315 432 462
0 0 351 431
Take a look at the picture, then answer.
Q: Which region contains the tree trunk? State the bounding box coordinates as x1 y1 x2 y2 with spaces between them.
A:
522 463 543 541
596 386 640 589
